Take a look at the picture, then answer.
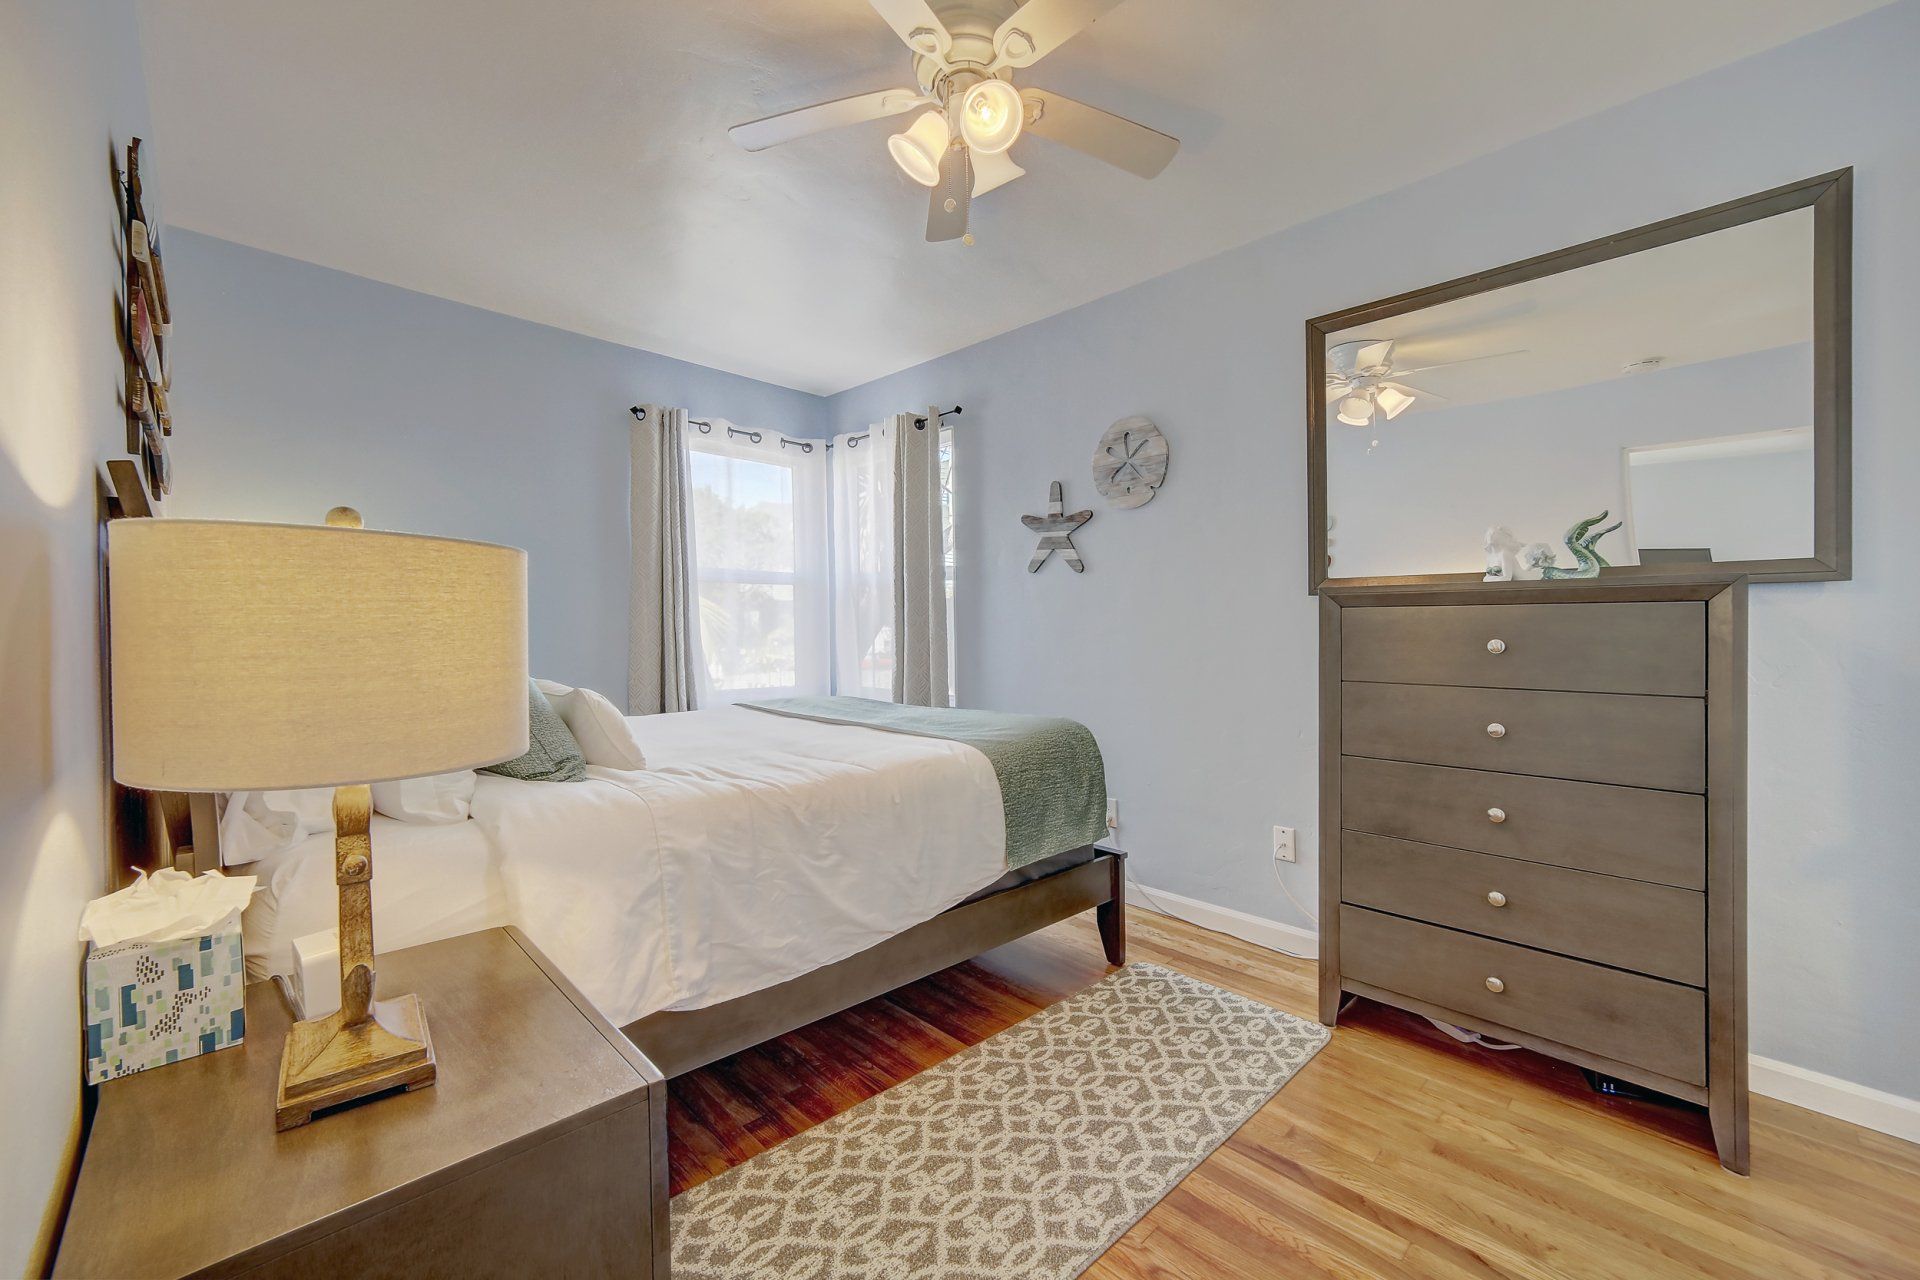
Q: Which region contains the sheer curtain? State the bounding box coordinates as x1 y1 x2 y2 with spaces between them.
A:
628 405 702 714
830 422 897 699
685 424 829 702
829 412 952 706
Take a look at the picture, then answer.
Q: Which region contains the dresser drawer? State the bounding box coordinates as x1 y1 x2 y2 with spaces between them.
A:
1341 833 1705 984
1341 602 1705 696
1342 682 1706 792
1341 757 1705 888
1340 906 1706 1085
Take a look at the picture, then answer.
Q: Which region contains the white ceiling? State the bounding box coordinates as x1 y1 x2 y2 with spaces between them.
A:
1326 205 1815 410
135 0 1885 395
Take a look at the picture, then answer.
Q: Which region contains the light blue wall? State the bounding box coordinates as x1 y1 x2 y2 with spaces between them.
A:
827 3 1920 1098
163 232 828 702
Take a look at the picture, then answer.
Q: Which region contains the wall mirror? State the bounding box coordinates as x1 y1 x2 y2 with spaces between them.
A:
1306 170 1850 591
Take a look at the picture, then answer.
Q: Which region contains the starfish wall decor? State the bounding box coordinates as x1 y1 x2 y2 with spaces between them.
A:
1022 481 1093 573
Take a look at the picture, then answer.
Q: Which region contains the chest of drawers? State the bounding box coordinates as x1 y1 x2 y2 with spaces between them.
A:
1318 576 1748 1173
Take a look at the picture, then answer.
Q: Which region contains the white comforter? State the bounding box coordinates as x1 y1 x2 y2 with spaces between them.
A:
470 705 1007 1027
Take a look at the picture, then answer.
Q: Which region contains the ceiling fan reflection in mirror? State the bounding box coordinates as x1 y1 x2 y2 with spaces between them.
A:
1325 338 1524 431
727 0 1180 245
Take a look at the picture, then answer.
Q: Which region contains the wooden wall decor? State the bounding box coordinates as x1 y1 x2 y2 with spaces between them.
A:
1091 415 1169 509
119 137 174 510
104 138 199 884
1022 481 1092 573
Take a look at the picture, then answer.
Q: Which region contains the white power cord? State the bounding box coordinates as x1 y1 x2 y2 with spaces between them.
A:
1271 853 1318 927
1110 818 1317 960
1116 819 1519 1051
1114 821 1517 1052
1424 1017 1522 1050
1112 824 1193 924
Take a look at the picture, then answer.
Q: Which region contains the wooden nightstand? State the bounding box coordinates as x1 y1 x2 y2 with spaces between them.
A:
55 928 669 1279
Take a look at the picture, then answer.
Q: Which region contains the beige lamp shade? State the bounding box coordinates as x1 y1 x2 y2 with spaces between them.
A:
108 518 529 792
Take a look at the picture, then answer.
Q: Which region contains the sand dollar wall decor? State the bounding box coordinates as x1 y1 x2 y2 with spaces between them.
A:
1091 415 1168 509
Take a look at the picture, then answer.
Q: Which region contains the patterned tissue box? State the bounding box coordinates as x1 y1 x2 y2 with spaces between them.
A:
85 925 247 1084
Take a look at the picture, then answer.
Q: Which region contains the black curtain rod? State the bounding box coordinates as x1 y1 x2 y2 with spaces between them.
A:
629 406 713 431
631 405 960 433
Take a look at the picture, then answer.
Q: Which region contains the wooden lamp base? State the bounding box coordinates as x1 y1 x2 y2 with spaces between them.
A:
276 994 436 1130
275 775 437 1131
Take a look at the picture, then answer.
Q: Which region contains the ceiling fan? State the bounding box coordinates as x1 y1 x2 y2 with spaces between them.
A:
1325 338 1523 429
727 0 1180 244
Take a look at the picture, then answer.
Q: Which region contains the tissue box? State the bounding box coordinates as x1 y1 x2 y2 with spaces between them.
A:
84 920 247 1084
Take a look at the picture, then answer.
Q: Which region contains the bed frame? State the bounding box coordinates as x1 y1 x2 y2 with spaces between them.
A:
624 847 1126 1076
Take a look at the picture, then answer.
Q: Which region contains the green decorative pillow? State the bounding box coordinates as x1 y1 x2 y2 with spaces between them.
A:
482 681 589 782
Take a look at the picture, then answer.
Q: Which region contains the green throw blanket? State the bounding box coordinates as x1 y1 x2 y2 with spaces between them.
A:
741 697 1108 869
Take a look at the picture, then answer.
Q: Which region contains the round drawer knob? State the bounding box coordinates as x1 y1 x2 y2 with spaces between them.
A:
1487 638 1507 655
1485 976 1506 993
1487 807 1507 824
1487 890 1508 908
1486 722 1507 739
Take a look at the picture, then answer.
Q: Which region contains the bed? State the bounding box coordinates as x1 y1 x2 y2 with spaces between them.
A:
216 702 1124 1077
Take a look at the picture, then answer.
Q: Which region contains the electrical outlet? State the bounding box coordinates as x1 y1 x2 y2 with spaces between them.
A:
1106 798 1119 831
1272 825 1297 863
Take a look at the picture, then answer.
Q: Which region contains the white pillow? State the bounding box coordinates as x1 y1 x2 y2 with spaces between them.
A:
218 789 335 866
535 679 647 770
370 771 478 824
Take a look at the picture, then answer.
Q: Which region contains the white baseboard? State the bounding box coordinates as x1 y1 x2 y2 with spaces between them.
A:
1126 884 1920 1146
1129 881 1318 960
1749 1055 1920 1145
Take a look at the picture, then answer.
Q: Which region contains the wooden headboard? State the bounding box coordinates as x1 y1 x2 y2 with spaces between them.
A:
102 460 222 888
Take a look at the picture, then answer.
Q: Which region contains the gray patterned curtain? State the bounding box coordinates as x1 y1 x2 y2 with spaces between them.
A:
892 408 950 707
628 404 700 714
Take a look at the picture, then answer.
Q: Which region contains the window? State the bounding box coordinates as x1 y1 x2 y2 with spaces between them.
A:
687 416 957 706
687 428 828 700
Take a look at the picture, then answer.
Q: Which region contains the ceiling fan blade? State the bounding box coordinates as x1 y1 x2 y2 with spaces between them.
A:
1020 88 1178 178
1353 339 1395 372
990 0 1127 69
1325 338 1372 379
927 146 973 242
1388 349 1528 377
729 88 928 152
971 147 1025 197
1383 379 1448 402
869 0 953 61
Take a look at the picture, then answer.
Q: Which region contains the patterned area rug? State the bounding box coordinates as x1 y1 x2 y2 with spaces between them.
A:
671 963 1331 1279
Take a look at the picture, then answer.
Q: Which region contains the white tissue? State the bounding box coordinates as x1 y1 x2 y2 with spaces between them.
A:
78 869 258 947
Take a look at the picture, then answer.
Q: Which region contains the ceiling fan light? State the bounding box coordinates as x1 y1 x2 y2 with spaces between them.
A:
1375 385 1415 419
1336 395 1374 427
888 110 950 187
958 78 1023 154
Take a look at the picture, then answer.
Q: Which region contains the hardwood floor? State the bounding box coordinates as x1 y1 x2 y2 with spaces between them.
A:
668 908 1920 1278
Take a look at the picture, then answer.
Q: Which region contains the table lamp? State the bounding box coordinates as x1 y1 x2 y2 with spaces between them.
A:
107 510 527 1129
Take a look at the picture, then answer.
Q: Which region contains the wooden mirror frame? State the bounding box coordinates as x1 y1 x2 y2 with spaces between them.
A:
1305 168 1852 594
